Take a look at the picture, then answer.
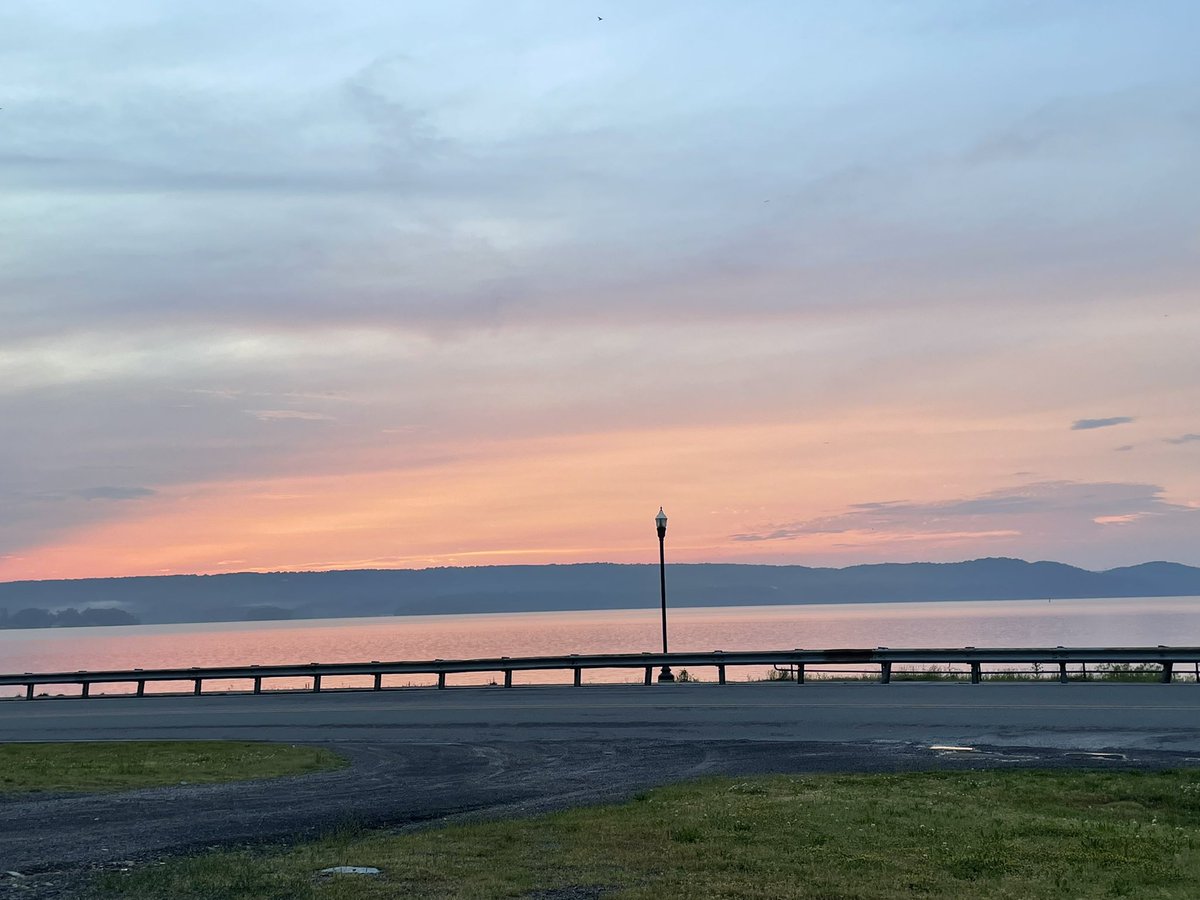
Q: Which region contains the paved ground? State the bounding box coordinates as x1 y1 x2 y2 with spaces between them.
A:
4 681 1200 749
3 682 1200 894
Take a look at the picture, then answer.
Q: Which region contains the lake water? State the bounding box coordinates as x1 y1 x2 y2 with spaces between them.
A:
2 596 1199 696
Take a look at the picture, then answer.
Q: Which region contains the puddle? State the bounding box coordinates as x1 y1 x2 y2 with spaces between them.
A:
1064 752 1127 761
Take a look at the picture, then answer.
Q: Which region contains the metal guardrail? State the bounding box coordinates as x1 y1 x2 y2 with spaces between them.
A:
3 647 1199 699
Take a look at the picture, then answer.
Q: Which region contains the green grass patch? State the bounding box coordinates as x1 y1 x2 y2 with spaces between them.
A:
0 741 345 794
97 769 1200 899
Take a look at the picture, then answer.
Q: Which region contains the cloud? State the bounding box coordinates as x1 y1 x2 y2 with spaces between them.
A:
246 410 336 422
1094 514 1140 526
3 3 1199 346
731 480 1196 543
1113 445 1134 452
74 486 157 501
1164 433 1200 444
3 4 1199 576
1071 416 1135 430
962 87 1196 167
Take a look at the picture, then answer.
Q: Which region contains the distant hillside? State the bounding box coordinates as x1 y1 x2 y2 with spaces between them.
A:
1 558 1198 628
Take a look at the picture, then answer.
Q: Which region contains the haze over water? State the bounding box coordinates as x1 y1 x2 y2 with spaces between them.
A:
3 596 1198 697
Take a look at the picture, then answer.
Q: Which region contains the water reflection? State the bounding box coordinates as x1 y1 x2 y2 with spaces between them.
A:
2 596 1197 696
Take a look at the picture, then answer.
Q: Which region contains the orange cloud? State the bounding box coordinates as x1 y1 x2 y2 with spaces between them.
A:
1 419 991 580
5 410 1196 581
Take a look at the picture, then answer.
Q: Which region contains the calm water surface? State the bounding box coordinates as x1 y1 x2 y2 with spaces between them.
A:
2 596 1198 696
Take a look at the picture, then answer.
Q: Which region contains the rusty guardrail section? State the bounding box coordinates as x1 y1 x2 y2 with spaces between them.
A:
2 647 1199 699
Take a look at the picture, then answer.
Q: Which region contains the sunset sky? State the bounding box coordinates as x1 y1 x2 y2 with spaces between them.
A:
3 1 1198 581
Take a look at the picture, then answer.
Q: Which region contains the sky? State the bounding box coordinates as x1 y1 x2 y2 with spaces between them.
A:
2 1 1199 581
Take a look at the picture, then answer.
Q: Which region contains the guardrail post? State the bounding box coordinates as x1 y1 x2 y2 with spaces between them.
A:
880 662 891 684
1058 663 1068 684
644 666 653 685
80 682 90 699
437 672 446 690
970 662 981 684
504 670 513 688
796 663 805 684
374 672 383 691
573 667 582 687
193 678 203 696
25 683 34 700
136 680 145 697
253 676 262 695
718 665 726 685
1162 662 1174 684
312 674 322 693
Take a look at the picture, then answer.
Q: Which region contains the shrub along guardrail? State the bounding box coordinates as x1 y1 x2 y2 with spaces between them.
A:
2 646 1200 700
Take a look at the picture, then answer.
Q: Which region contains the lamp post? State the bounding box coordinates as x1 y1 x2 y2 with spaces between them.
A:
655 506 674 682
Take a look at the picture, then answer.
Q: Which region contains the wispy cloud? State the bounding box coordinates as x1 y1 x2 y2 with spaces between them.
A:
731 481 1195 543
1094 514 1140 526
1071 416 1135 430
74 486 157 501
246 410 336 422
1164 433 1200 445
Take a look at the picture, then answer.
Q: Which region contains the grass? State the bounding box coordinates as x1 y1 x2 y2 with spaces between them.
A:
96 769 1200 899
0 741 346 794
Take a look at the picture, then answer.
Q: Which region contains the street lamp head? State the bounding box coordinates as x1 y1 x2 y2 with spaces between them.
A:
655 507 667 536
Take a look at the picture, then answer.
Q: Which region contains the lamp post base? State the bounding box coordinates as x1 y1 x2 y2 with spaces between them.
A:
657 666 675 683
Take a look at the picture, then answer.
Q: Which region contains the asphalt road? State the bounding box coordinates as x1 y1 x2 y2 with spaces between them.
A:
3 681 1200 750
4 682 1200 890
